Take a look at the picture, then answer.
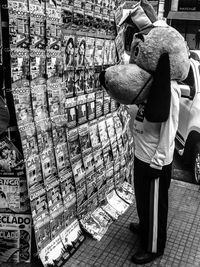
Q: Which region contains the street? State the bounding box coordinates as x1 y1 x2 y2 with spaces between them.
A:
172 150 195 184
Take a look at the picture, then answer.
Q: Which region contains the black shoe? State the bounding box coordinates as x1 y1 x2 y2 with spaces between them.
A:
131 249 164 264
129 222 141 235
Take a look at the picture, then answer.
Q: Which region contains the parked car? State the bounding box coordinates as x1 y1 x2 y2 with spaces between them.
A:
175 50 200 183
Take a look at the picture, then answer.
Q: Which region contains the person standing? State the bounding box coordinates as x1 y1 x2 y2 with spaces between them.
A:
130 80 181 264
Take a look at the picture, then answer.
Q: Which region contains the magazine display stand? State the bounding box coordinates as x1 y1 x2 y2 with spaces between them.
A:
0 0 135 266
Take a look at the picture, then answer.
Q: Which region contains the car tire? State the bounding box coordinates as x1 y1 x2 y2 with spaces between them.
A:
193 142 200 184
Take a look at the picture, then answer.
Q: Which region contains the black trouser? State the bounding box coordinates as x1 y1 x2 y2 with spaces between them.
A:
134 156 172 253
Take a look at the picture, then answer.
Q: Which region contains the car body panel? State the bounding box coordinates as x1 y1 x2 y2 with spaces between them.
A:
176 55 200 153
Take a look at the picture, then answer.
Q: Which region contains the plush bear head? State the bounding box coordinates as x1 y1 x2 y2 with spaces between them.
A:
100 0 190 122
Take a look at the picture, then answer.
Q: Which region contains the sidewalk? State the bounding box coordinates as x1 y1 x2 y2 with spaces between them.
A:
63 179 200 267
1 179 200 267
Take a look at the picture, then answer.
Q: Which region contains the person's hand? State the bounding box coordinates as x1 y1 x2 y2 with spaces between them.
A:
148 166 162 180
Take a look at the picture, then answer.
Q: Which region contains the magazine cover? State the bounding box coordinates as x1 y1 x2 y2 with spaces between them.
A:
80 212 107 241
51 114 68 146
74 36 86 68
0 213 32 263
103 90 111 115
106 114 115 141
62 69 75 99
64 203 77 227
67 127 81 162
84 68 94 94
46 0 62 42
106 190 129 215
60 219 85 254
105 169 115 194
74 69 85 96
91 207 113 228
40 218 84 266
103 144 113 168
94 68 101 91
85 36 95 67
46 49 63 81
114 171 121 188
47 81 62 117
93 4 102 36
122 181 135 195
50 207 65 240
102 39 110 66
29 183 48 224
10 48 29 86
85 171 97 199
95 90 104 118
93 148 104 170
84 0 94 34
116 184 134 204
77 95 87 124
29 0 45 35
60 176 76 210
65 97 77 129
25 154 43 190
40 147 57 182
78 123 92 156
82 152 95 177
86 192 99 214
72 0 84 32
94 38 104 66
34 215 51 252
89 119 102 150
62 34 75 70
71 157 85 183
61 0 74 30
0 137 24 176
12 86 33 127
30 48 46 81
35 119 54 153
111 139 120 161
98 117 109 148
31 83 48 122
101 201 119 220
113 111 123 140
59 159 73 183
46 177 63 214
39 233 65 266
95 165 106 191
0 177 29 213
54 142 69 173
86 92 95 121
110 98 119 112
75 176 87 207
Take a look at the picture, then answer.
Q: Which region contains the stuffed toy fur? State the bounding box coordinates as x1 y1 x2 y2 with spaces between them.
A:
100 0 190 122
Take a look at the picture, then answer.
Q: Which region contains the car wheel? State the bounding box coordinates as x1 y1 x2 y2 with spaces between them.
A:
193 143 200 184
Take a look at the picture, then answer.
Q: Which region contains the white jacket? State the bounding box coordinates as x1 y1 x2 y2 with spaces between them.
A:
133 81 180 169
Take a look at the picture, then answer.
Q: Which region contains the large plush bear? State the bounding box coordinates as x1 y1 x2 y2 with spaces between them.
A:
100 0 190 121
100 0 190 264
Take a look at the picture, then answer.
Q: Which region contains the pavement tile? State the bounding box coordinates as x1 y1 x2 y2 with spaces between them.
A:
61 180 200 267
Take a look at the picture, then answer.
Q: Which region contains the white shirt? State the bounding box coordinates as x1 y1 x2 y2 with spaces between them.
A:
133 80 180 169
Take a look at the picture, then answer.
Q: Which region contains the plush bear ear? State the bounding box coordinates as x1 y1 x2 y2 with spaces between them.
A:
140 0 158 24
144 53 171 122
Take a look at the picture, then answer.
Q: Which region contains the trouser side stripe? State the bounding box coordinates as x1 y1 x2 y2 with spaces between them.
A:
148 178 159 253
152 178 159 253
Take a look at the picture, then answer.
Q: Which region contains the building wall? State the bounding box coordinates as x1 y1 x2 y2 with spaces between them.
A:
166 0 200 49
